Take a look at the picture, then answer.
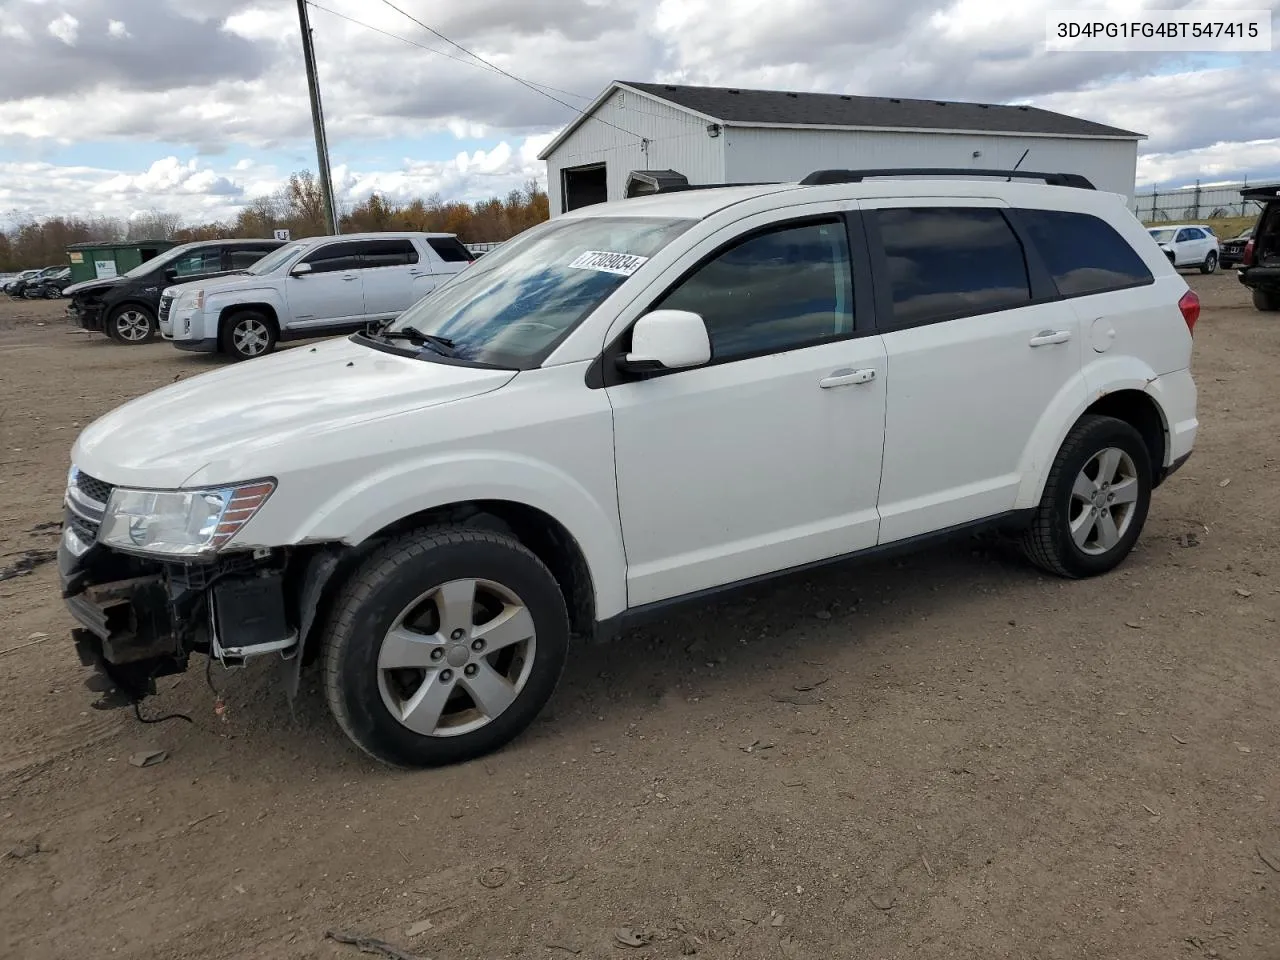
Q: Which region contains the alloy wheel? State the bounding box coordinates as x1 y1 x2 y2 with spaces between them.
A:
115 310 152 341
232 318 271 357
1069 447 1140 556
376 578 537 737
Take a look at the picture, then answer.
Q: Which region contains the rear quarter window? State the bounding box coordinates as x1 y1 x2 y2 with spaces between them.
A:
427 237 474 263
1017 209 1154 297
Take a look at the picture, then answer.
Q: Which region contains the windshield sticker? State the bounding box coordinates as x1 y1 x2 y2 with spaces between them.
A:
567 250 649 276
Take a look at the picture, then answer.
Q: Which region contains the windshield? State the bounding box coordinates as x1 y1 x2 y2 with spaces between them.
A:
245 240 311 275
121 243 197 279
383 216 695 367
1148 229 1176 243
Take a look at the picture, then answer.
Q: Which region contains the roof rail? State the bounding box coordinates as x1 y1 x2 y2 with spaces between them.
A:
1241 183 1280 200
799 168 1096 189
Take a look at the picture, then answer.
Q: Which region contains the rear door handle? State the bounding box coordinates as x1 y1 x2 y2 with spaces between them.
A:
343 275 358 282
819 368 877 388
1029 330 1071 347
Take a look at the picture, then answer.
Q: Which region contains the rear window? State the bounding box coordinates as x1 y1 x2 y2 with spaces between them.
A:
359 238 420 267
427 237 474 262
227 247 278 270
1020 209 1154 297
875 207 1032 327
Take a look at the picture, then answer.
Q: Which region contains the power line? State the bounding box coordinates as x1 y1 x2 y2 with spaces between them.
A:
305 0 590 102
374 0 644 142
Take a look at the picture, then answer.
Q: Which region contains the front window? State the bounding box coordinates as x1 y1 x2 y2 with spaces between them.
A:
380 216 695 368
1148 229 1176 244
245 240 313 275
122 243 196 279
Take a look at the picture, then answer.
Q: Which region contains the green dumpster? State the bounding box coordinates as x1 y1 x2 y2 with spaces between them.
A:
66 240 177 284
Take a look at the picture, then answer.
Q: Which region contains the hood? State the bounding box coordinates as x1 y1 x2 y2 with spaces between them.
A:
179 272 273 297
71 336 518 488
65 277 125 298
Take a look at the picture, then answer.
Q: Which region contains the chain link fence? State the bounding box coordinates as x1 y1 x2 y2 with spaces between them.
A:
1130 180 1272 222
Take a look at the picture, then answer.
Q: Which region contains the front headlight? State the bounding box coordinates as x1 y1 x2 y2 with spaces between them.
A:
98 480 275 557
175 288 205 311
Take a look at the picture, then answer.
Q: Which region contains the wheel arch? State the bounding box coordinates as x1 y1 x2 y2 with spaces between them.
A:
1016 369 1173 509
287 498 601 681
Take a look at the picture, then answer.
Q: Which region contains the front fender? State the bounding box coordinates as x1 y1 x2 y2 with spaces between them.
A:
205 286 286 319
275 451 628 621
1013 355 1173 509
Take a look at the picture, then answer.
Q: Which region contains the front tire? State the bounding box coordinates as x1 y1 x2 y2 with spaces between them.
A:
1200 251 1218 274
107 304 157 344
1021 415 1152 578
1253 289 1280 312
322 527 570 768
220 310 278 361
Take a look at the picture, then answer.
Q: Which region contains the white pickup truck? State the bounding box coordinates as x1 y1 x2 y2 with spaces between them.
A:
161 231 474 360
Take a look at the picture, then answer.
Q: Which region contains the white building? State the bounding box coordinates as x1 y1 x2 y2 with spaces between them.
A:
539 82 1144 214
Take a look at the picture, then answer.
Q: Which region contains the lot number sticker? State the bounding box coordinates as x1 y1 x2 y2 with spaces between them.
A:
567 250 649 276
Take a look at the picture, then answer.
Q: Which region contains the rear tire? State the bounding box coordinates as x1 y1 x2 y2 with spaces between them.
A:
1021 415 1152 579
1253 289 1280 312
220 310 278 361
1200 251 1218 274
322 526 570 768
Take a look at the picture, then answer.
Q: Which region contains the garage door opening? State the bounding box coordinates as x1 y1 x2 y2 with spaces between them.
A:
562 163 607 212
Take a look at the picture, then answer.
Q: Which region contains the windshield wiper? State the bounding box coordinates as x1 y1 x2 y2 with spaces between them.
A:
376 325 457 357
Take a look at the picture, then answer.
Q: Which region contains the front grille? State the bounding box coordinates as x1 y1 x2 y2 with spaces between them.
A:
158 296 173 324
75 471 113 505
66 508 98 545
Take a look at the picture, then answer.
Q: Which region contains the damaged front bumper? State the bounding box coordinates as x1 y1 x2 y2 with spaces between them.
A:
58 521 299 709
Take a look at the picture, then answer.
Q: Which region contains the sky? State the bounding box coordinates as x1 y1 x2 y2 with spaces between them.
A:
1 0 1278 228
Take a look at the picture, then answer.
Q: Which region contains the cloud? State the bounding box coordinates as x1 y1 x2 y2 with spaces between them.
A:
1 0 1279 223
47 13 79 46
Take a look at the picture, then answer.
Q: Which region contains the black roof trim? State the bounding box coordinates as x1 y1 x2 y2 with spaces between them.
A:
621 82 1143 139
800 168 1096 189
1241 183 1280 200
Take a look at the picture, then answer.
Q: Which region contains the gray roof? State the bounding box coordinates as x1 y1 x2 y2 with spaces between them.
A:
622 82 1143 139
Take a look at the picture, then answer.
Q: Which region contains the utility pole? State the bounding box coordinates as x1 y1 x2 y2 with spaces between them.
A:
295 0 339 235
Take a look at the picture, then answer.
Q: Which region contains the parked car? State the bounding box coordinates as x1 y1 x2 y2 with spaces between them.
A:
1146 224 1219 273
2 268 43 294
59 168 1198 768
1236 183 1280 311
23 266 72 299
1218 228 1254 269
7 265 62 298
163 232 475 361
65 238 287 344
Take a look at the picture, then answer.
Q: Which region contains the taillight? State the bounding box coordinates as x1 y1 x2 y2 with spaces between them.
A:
1179 289 1200 334
1242 238 1255 267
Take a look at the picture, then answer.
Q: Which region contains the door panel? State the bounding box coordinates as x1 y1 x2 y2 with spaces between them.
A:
359 239 421 319
606 211 886 607
865 200 1085 542
287 241 365 328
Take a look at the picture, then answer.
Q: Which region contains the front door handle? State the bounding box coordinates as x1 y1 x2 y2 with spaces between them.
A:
819 368 877 389
1029 329 1071 347
343 275 359 282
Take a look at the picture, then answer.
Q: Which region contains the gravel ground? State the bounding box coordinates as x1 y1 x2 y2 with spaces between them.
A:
1 273 1278 960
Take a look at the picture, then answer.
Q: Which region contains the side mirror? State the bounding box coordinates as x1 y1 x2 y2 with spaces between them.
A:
163 268 177 283
617 309 711 374
291 262 312 276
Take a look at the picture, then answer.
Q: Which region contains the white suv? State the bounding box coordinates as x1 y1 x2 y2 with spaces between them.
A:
58 169 1199 768
1147 223 1220 273
161 231 475 360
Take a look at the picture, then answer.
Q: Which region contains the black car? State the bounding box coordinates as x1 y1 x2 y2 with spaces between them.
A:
1219 229 1253 269
24 266 73 299
1237 184 1280 312
7 265 62 298
65 238 286 343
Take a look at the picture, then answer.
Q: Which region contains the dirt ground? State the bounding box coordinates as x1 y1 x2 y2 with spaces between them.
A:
1 275 1278 960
